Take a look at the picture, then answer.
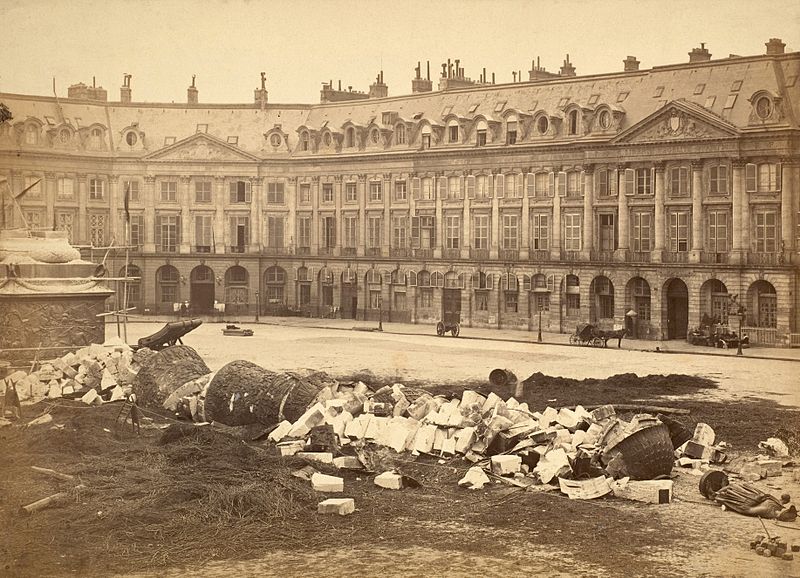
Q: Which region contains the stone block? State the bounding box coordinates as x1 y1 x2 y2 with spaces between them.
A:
6 370 27 384
311 472 343 493
268 420 293 443
317 498 355 516
590 405 615 422
333 456 363 470
481 392 503 414
458 466 490 489
490 455 521 476
344 414 370 439
277 440 305 456
412 424 437 454
432 427 447 452
46 380 61 399
441 436 457 456
288 403 325 438
80 389 101 406
539 406 558 426
100 369 117 391
109 385 126 402
454 427 476 454
297 452 334 465
374 471 403 490
364 416 388 440
692 423 715 447
612 479 673 504
683 441 715 461
757 460 782 478
461 390 487 409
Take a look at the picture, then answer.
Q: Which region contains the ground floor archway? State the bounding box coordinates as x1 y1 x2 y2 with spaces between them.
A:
664 278 689 339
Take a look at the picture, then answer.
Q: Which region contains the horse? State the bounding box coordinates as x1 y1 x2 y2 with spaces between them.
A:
599 328 628 348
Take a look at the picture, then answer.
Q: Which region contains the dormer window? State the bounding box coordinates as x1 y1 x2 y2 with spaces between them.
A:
755 95 773 120
323 132 332 146
25 124 39 145
536 115 549 135
421 126 431 149
448 123 459 143
395 123 406 145
568 110 578 135
345 127 355 148
598 110 611 130
125 131 138 146
476 119 488 146
370 128 379 144
269 133 282 147
300 131 309 151
506 116 517 144
58 128 70 143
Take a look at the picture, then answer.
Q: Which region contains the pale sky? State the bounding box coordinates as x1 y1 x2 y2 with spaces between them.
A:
2 0 799 104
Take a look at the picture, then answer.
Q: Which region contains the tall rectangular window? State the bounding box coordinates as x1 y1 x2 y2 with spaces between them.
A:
707 211 728 253
411 216 435 248
345 182 357 202
446 215 460 249
394 180 407 201
323 216 336 248
229 180 251 203
421 178 434 200
195 181 212 203
448 176 461 199
368 215 382 248
599 213 616 251
758 164 779 192
89 178 105 200
502 214 519 249
530 213 549 250
710 165 728 195
57 177 75 199
369 181 382 202
635 168 652 195
597 169 609 197
24 175 42 198
155 215 179 252
669 167 689 196
566 171 581 197
266 215 284 248
563 213 582 251
473 215 489 249
506 122 517 145
669 211 690 252
436 177 447 199
754 210 777 252
534 172 550 197
476 175 489 199
300 183 311 204
297 216 312 248
267 181 285 204
229 215 250 250
392 216 407 248
449 125 459 143
129 214 143 248
194 215 212 251
56 212 74 242
632 212 652 252
160 181 177 202
322 183 334 203
343 215 358 249
476 130 486 146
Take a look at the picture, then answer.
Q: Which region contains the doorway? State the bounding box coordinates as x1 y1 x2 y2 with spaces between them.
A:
442 288 462 325
665 278 689 339
340 284 357 319
190 265 215 313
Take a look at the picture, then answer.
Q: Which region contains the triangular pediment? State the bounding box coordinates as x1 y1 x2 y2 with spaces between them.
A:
613 100 739 144
145 132 259 161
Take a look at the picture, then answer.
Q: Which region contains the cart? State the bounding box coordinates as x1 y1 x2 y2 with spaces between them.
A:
569 323 605 347
436 310 461 337
222 324 254 337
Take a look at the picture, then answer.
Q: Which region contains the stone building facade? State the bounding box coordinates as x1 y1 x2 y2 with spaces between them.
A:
1 40 798 342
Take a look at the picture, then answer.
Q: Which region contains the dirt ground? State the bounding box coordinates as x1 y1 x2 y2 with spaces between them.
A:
2 367 800 578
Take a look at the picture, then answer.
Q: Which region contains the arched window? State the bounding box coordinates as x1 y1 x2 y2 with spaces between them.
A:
90 127 103 149
417 270 431 287
345 127 355 148
505 114 518 145
568 110 579 135
300 131 309 151
25 124 39 145
156 265 180 310
395 123 406 145
264 266 286 306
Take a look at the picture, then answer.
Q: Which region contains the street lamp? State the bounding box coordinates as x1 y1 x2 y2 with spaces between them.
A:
537 305 543 343
255 290 260 323
377 296 384 331
736 304 746 356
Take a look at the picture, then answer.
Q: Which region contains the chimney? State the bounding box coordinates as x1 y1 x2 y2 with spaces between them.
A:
623 55 640 72
413 62 433 93
689 43 712 63
120 73 132 103
559 54 576 77
254 72 268 108
187 75 198 104
765 38 785 55
512 71 517 82
369 70 388 98
426 60 430 81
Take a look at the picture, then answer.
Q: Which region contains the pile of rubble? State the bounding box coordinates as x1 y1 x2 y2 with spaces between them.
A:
2 338 139 407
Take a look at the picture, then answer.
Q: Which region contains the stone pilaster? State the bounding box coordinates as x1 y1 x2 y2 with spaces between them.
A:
76 173 88 245
652 162 666 262
690 161 703 263
179 175 191 253
582 165 594 258
615 165 629 258
213 176 225 253
731 159 745 264
550 170 561 260
781 158 795 252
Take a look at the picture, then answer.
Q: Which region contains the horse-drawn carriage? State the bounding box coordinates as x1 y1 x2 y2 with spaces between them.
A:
569 323 627 348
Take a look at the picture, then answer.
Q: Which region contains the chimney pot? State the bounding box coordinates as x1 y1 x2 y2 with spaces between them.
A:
689 43 712 62
765 37 786 55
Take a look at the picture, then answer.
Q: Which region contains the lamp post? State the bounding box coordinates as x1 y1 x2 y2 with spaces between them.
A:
736 304 746 356
537 305 543 343
255 290 260 322
377 296 384 331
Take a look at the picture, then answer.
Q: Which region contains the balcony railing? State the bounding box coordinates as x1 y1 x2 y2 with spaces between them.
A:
743 326 779 346
700 251 729 264
529 249 550 262
296 246 311 255
195 245 211 253
590 250 615 262
389 247 410 258
499 249 519 261
560 250 581 262
442 248 461 260
662 251 689 263
261 246 286 255
366 247 382 257
470 248 490 261
414 248 433 260
342 247 357 257
747 252 789 265
229 245 247 254
625 250 651 263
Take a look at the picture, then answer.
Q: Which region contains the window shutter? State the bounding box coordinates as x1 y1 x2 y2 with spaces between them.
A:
175 215 181 245
229 182 236 203
611 169 618 197
745 163 757 192
154 215 162 246
411 216 420 247
496 174 505 198
547 274 555 293
649 168 655 195
580 171 586 197
624 168 635 196
548 172 555 197
438 176 446 199
557 171 567 197
409 271 417 286
467 175 476 199
472 271 480 288
776 162 782 191
526 173 535 197
515 173 523 198
412 177 421 199
245 181 252 202
522 274 532 292
487 174 494 198
435 272 444 288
